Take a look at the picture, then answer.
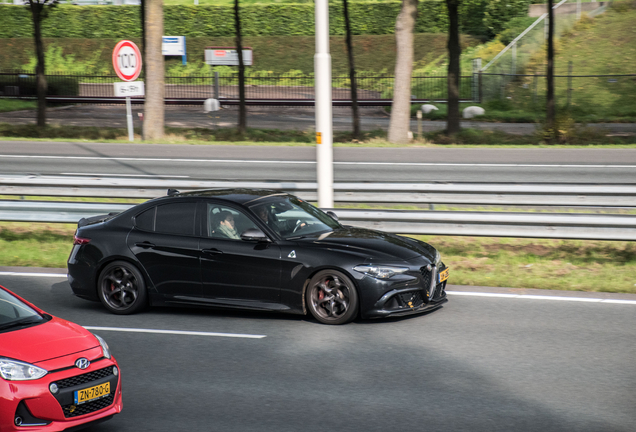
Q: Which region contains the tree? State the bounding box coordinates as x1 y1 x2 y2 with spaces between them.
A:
342 0 360 139
26 0 58 129
234 0 247 135
388 0 418 144
546 0 556 143
446 0 461 135
143 0 165 140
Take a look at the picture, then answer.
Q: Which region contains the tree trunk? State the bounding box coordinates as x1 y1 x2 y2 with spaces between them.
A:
30 2 47 129
446 0 461 135
143 0 165 140
234 0 246 135
546 0 555 142
388 0 418 144
343 0 360 139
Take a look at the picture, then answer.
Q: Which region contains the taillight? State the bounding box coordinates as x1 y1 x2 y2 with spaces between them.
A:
73 235 91 245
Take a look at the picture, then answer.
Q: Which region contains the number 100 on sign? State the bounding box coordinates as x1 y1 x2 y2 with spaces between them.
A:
112 40 143 82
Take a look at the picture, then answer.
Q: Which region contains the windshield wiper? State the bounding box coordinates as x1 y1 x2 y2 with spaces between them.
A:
0 316 43 331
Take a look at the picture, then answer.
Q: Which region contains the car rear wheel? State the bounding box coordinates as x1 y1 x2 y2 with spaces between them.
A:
98 261 147 315
306 270 358 325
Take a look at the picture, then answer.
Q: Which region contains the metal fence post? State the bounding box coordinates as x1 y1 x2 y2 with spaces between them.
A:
214 71 220 100
567 61 573 108
472 58 481 103
511 43 517 76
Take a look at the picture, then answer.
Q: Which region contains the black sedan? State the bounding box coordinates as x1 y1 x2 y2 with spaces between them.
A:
67 189 449 325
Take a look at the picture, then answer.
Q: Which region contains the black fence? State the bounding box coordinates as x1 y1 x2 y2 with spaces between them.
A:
0 71 478 106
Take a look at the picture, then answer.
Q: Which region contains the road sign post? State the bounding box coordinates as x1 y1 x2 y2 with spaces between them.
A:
112 40 143 142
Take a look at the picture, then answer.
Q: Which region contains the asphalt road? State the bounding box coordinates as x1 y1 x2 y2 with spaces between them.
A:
2 271 635 432
1 141 636 184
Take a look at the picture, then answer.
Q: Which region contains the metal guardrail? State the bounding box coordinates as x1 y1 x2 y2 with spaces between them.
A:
1 176 635 207
1 176 635 240
1 200 635 241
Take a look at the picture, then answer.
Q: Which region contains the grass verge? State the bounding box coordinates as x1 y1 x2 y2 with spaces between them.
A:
1 123 635 146
0 99 37 113
1 223 635 294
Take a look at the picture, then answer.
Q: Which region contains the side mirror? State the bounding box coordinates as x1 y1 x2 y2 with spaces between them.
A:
326 211 339 222
241 228 271 242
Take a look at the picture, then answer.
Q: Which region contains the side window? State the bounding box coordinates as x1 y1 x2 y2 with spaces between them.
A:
155 202 196 236
135 207 156 232
207 204 258 240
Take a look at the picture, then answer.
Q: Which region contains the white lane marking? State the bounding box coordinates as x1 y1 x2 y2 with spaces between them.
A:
61 172 190 178
83 326 266 339
2 155 636 168
0 271 66 278
446 291 636 305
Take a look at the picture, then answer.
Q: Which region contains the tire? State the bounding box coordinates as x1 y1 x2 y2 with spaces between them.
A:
306 270 358 325
97 261 147 315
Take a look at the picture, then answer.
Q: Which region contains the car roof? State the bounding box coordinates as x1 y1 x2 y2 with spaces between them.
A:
166 188 289 205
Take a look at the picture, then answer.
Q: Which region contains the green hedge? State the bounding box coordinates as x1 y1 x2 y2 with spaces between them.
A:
0 0 530 39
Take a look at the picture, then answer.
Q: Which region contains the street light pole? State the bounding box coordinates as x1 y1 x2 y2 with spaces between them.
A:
314 0 334 208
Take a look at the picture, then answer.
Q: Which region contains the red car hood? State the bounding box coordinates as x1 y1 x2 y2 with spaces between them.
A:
0 317 99 364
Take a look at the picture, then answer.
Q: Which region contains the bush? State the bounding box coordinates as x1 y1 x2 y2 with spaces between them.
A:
0 1 532 39
0 75 78 97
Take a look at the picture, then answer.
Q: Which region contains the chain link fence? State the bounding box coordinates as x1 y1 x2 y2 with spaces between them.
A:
0 70 481 105
479 0 608 102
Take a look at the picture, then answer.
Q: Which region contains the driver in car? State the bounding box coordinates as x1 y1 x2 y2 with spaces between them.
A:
254 204 306 236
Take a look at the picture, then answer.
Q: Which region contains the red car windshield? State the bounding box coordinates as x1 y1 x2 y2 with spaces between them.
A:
0 288 43 331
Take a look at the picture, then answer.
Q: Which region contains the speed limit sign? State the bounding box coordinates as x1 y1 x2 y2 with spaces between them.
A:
112 40 142 82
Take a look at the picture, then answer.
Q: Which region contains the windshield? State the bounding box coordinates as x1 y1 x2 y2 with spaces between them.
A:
0 288 43 331
248 195 341 239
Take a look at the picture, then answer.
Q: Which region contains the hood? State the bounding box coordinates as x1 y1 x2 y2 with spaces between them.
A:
302 227 437 262
0 317 99 364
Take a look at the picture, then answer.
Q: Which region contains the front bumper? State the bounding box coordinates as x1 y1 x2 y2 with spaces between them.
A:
359 263 449 319
0 355 122 432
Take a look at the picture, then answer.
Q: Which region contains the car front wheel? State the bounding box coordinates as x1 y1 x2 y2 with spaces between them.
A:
98 261 147 315
306 270 358 325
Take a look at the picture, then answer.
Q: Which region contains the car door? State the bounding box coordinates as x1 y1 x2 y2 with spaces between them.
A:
199 202 282 304
127 201 201 299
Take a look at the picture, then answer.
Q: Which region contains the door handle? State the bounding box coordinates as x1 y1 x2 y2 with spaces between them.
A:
135 242 156 249
202 248 223 255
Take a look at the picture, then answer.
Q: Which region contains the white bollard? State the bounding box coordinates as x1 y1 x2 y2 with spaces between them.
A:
421 104 439 114
462 106 486 119
203 98 220 113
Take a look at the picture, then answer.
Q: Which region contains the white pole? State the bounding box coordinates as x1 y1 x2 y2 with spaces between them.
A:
126 96 134 141
314 0 334 208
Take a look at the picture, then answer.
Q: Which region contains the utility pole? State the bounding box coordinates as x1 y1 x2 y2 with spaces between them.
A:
314 0 334 208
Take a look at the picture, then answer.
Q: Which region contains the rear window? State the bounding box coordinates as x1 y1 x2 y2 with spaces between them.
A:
155 202 196 236
135 207 156 231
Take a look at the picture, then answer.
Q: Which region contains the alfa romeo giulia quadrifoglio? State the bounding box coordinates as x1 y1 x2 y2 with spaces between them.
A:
0 285 122 431
67 188 449 325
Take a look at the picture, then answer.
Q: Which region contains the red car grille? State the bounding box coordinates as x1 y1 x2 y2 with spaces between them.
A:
56 367 113 389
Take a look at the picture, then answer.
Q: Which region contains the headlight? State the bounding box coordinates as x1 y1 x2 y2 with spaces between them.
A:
353 265 409 279
434 250 441 266
94 334 111 359
0 358 47 381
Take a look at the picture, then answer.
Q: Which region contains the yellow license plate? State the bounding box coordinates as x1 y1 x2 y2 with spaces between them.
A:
74 382 110 405
438 268 449 283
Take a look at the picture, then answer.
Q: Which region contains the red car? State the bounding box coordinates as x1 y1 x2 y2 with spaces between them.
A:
0 285 122 431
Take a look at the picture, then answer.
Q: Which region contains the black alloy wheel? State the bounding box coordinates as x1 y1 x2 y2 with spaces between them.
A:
306 270 358 325
98 261 147 315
